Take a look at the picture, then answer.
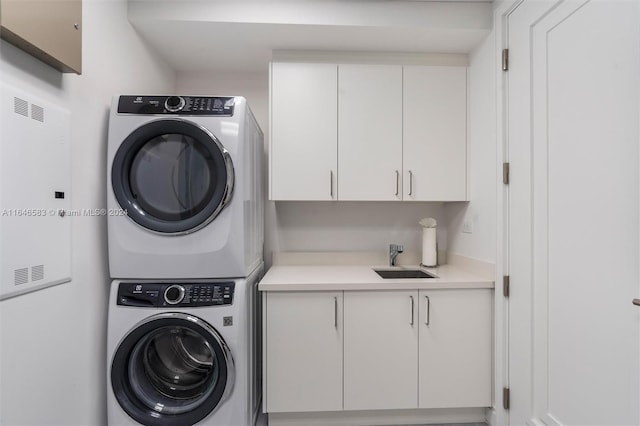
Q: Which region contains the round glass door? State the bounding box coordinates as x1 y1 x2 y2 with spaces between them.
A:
112 119 234 234
111 313 234 426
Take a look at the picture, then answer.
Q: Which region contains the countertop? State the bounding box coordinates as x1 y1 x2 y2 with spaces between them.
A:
258 264 494 291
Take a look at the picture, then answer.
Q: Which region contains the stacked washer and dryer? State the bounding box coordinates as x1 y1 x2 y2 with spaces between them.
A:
105 95 264 426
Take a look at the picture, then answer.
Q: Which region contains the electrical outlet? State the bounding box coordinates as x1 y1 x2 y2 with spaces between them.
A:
463 221 473 234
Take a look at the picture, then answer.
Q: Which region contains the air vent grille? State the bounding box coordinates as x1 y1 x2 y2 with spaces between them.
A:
14 268 28 285
31 265 44 281
31 104 44 122
14 97 28 117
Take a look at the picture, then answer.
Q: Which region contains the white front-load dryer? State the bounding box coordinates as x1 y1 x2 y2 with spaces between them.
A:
107 266 263 426
107 95 264 279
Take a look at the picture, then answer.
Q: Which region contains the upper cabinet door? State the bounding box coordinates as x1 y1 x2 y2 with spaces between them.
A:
0 0 82 73
403 66 467 201
338 64 403 201
270 62 338 201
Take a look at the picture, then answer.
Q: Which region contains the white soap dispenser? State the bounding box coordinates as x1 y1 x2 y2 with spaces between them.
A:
419 217 437 267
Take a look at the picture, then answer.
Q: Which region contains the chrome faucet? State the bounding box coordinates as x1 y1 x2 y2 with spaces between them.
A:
389 244 404 266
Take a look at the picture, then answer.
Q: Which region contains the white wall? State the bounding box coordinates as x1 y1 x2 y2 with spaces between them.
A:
177 71 447 267
445 31 497 263
0 1 174 424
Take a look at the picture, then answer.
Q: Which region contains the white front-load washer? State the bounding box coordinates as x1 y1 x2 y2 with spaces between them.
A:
107 95 264 279
107 266 263 426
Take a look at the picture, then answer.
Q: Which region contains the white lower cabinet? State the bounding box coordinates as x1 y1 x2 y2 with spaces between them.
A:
264 292 343 412
418 289 493 408
263 288 492 414
343 290 419 410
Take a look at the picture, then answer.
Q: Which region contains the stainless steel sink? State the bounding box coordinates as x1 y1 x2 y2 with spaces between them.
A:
374 269 436 279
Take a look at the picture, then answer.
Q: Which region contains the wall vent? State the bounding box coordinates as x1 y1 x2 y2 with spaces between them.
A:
31 265 44 281
14 97 28 117
31 104 44 122
14 268 29 285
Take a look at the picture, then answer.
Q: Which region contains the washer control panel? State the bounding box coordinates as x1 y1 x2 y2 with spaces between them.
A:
117 95 235 116
117 282 234 308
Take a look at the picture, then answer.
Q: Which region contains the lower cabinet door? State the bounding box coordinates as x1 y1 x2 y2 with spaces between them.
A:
265 292 343 412
344 290 419 410
418 289 493 408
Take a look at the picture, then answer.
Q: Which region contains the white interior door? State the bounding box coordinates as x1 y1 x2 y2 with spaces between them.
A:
507 1 640 425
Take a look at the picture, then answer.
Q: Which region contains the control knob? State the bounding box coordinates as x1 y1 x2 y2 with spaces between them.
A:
164 284 185 305
164 96 185 112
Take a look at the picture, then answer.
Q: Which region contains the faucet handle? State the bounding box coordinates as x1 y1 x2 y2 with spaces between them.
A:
389 243 404 266
389 243 404 253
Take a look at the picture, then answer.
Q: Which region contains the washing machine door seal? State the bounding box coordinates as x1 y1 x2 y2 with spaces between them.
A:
111 312 234 426
112 118 234 234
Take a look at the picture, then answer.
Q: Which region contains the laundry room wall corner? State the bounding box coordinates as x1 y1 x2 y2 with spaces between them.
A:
0 1 175 425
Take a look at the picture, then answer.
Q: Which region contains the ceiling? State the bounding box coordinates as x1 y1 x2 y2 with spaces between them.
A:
128 0 494 73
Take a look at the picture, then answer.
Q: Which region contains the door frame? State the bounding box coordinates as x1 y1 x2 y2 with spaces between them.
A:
493 1 524 425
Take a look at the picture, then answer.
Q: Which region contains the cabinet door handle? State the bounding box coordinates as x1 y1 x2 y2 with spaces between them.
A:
633 299 640 306
395 170 400 197
408 170 413 196
410 295 414 326
330 170 334 199
425 296 430 326
334 296 338 328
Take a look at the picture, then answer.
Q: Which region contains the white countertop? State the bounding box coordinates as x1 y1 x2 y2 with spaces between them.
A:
258 264 494 291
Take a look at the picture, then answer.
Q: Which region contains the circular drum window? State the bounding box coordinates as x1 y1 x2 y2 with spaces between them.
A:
112 119 234 234
111 313 234 426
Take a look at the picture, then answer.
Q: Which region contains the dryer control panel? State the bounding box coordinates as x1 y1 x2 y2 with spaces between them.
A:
117 95 236 116
117 282 234 308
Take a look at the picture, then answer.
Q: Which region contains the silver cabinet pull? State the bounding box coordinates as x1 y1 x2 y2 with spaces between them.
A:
633 299 640 306
395 170 400 196
330 170 334 198
334 296 338 328
408 170 413 196
425 296 430 326
410 295 414 326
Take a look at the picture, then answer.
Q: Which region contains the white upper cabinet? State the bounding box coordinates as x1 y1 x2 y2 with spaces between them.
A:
269 61 467 201
338 64 403 201
403 66 467 201
270 62 338 200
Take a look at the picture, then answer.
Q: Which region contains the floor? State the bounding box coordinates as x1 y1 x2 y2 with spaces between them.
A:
383 424 487 426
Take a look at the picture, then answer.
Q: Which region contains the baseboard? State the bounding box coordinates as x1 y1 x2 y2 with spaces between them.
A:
267 407 487 426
